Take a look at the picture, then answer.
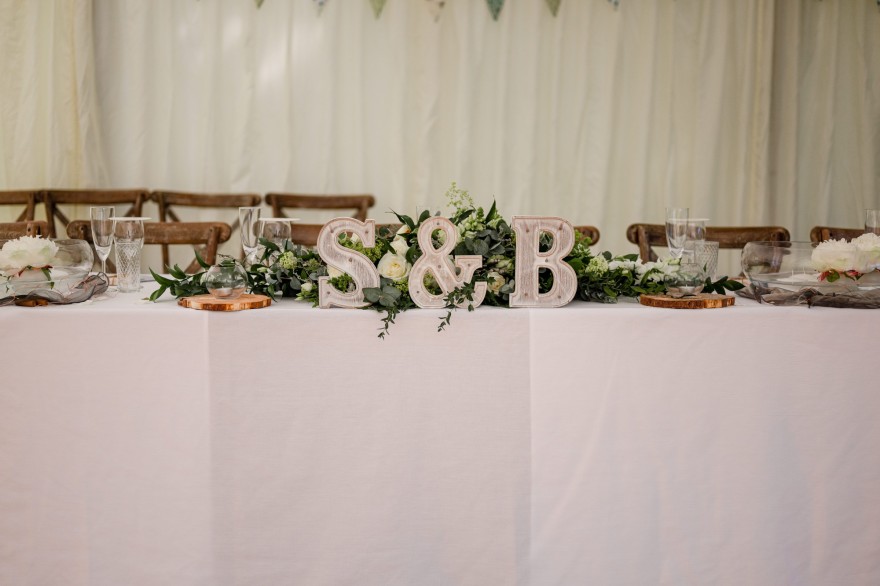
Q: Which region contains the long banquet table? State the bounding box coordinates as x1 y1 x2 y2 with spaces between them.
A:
1 291 879 585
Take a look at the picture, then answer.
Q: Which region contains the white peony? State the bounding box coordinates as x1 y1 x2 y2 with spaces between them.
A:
811 239 859 273
390 236 409 257
377 252 411 282
852 233 880 273
487 270 506 294
0 236 58 273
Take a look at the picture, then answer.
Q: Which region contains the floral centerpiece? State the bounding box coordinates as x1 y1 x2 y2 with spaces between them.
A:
0 236 59 294
150 183 741 336
812 233 880 283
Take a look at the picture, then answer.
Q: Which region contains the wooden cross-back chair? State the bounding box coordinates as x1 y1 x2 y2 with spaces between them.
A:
43 189 149 239
0 221 50 239
575 225 600 246
265 193 376 247
625 223 791 262
809 226 865 243
151 191 261 266
67 221 232 274
0 190 42 223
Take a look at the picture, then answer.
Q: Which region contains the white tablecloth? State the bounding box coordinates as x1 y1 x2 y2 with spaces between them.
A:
1 292 879 585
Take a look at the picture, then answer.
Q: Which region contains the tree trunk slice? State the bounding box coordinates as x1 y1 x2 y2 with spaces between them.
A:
639 293 735 309
178 293 272 311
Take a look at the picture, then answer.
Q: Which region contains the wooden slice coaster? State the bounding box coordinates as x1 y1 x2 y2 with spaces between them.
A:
178 293 272 311
639 293 735 309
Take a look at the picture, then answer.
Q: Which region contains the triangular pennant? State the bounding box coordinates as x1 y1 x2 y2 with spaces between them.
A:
425 0 446 22
254 0 265 7
486 0 504 21
314 0 328 13
545 0 561 17
369 0 388 18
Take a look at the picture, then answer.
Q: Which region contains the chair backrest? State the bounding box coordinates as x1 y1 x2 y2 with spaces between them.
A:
265 193 376 246
44 189 149 238
151 191 261 266
626 223 791 262
0 220 50 239
574 225 600 246
0 190 42 223
809 226 864 243
68 220 232 273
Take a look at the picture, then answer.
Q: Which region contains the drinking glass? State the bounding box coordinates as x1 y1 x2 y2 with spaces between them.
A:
239 207 262 264
114 217 146 293
665 208 689 259
686 218 707 242
866 209 880 235
90 206 114 275
259 218 292 251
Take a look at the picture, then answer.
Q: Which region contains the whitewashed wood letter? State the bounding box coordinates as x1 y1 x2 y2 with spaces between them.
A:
317 218 381 308
509 216 577 308
408 217 487 309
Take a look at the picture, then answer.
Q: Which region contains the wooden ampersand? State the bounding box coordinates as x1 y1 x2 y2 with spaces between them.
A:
509 216 577 307
408 217 487 309
317 218 380 308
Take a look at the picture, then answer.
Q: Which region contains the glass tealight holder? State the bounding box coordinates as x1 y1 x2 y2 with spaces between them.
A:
666 261 707 298
205 260 248 300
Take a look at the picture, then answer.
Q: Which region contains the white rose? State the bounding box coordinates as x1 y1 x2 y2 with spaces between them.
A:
327 265 343 279
487 270 506 294
811 239 857 273
377 252 411 282
391 236 409 257
301 282 313 293
0 236 58 272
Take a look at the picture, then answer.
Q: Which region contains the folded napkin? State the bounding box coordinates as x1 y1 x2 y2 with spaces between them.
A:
737 284 880 308
0 274 109 307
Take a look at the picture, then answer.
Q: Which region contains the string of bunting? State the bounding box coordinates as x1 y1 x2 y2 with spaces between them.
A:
250 0 626 18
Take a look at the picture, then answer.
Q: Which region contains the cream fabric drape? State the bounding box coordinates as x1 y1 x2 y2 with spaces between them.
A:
1 0 878 257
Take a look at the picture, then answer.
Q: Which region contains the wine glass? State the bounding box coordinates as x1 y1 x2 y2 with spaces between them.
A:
239 206 262 264
865 209 880 235
89 206 114 275
665 207 689 259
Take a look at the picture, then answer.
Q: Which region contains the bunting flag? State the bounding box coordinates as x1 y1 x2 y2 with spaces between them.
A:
486 0 505 21
369 0 388 18
254 0 265 7
314 0 328 13
545 0 561 17
425 0 446 22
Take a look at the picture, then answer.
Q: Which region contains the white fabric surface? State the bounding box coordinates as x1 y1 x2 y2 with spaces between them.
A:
2 294 880 584
2 1 879 258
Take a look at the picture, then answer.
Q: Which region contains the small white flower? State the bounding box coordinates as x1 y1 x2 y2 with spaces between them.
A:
487 270 506 294
391 236 409 257
586 256 609 277
301 282 313 293
327 265 343 279
396 225 411 236
377 252 411 282
349 233 361 244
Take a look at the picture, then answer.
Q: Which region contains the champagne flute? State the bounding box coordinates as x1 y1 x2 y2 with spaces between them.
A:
665 207 689 259
258 218 293 253
90 206 115 275
239 207 262 264
865 209 880 235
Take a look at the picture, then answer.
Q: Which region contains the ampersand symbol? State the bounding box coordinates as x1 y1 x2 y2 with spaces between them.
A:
407 217 487 309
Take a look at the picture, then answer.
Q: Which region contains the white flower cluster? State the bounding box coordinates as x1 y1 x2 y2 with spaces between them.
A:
377 228 412 282
0 236 58 275
812 233 880 274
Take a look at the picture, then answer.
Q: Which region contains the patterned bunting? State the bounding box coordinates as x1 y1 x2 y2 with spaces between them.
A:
545 0 561 17
369 0 388 18
486 0 504 21
425 0 446 22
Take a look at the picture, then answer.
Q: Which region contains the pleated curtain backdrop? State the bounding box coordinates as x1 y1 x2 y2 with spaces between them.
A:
1 0 878 258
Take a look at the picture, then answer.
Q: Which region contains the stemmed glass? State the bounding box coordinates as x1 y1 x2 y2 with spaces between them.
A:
865 209 880 235
665 207 689 259
258 218 293 253
90 206 114 275
239 207 262 264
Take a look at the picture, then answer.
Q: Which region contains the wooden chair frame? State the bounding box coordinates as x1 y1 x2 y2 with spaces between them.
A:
265 193 376 247
44 189 148 239
626 223 790 262
152 191 261 266
574 225 600 246
0 190 42 223
809 226 864 243
68 220 232 274
0 221 50 239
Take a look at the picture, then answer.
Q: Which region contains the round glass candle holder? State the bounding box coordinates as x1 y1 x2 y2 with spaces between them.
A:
205 261 248 300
